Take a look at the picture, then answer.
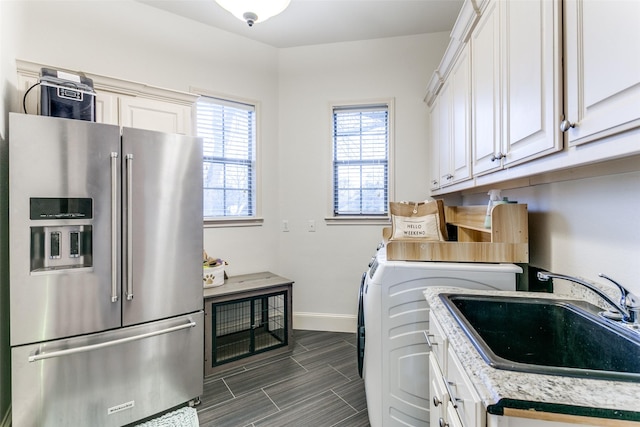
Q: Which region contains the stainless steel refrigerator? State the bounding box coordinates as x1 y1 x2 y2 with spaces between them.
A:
9 112 204 426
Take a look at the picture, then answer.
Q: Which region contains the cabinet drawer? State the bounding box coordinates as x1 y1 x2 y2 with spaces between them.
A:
446 346 484 427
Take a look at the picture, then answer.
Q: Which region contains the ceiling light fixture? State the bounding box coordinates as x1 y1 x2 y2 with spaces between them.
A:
215 0 292 27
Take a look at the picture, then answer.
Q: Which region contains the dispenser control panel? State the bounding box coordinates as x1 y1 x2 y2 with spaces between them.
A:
29 198 93 272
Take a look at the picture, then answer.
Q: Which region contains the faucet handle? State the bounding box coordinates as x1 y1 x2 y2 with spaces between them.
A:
598 273 639 309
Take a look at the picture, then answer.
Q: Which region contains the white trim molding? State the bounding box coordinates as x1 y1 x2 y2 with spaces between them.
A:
293 312 356 333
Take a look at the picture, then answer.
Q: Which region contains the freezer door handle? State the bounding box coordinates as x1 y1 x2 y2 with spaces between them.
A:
125 153 134 301
110 152 119 303
28 320 197 362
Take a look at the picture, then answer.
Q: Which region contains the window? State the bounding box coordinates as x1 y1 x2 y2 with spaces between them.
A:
332 102 392 217
196 96 257 220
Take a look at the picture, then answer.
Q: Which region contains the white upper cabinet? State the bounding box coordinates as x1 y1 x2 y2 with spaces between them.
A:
472 0 562 177
119 95 192 135
502 0 562 164
564 0 640 146
445 44 472 185
429 46 472 189
471 0 502 176
429 96 442 191
15 60 198 136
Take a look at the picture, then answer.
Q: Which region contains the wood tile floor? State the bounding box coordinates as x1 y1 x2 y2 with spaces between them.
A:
197 330 370 427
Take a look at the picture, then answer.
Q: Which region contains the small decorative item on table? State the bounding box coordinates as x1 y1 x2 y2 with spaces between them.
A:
203 250 227 288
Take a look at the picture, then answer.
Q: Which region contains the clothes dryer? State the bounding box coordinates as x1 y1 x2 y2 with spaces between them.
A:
358 244 521 427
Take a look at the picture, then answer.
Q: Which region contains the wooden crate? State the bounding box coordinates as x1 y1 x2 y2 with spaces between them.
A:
385 204 529 263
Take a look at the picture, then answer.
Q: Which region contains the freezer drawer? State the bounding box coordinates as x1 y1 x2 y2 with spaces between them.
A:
11 312 204 427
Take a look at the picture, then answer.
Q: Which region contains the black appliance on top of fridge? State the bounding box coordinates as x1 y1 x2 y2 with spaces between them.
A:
40 67 96 121
9 112 204 427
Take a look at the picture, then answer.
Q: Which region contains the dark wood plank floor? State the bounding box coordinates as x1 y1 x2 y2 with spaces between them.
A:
197 330 370 427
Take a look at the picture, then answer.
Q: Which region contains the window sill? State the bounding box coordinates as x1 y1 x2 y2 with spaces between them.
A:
204 217 264 228
325 216 391 226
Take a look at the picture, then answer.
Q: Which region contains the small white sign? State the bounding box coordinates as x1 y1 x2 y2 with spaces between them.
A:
108 400 135 415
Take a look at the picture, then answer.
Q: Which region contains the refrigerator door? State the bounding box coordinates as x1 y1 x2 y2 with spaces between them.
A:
121 127 203 326
11 311 204 427
9 113 122 346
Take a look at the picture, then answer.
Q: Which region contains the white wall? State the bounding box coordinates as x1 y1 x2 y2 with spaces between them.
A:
464 170 640 296
277 33 449 330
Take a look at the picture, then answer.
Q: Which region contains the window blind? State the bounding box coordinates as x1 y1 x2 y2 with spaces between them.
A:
197 97 256 218
333 104 389 216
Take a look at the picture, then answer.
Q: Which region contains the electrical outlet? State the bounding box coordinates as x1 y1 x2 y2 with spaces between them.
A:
282 220 289 232
307 220 316 232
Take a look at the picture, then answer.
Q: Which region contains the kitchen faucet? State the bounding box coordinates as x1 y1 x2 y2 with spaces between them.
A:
537 271 640 324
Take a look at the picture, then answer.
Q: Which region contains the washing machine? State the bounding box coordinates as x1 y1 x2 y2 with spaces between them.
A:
357 244 522 427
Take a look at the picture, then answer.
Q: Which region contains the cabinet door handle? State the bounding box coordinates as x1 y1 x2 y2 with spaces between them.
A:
433 396 442 407
490 152 504 162
439 418 449 427
443 379 461 408
424 331 438 349
560 119 576 132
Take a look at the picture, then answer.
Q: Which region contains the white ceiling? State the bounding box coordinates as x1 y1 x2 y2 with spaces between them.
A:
137 0 464 48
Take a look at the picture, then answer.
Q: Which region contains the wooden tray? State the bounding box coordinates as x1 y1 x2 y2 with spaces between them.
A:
385 204 529 263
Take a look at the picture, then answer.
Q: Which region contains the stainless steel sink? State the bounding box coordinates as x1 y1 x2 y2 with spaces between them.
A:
440 294 640 382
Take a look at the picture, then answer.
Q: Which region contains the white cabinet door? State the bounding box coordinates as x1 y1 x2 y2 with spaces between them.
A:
17 74 40 115
119 95 192 135
450 44 472 184
95 91 118 125
565 0 640 146
439 79 454 185
429 354 449 427
429 98 441 191
473 0 562 177
502 0 562 165
434 44 472 188
471 0 502 176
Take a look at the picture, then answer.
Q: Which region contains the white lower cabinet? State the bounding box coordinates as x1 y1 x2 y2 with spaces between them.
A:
428 349 483 427
428 310 631 427
429 353 448 427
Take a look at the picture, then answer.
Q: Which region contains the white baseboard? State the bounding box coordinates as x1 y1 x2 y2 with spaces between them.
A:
293 312 356 333
1 405 11 427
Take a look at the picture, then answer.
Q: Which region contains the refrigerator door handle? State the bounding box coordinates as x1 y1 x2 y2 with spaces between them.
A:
110 152 119 303
125 153 134 301
28 320 197 362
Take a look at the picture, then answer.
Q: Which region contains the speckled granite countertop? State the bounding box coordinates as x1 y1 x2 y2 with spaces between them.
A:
424 287 640 423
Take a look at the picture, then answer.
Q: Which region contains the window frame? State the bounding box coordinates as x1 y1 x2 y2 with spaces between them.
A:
326 98 395 225
193 90 263 227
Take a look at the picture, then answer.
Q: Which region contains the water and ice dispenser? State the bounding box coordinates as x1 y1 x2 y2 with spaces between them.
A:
30 198 93 272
